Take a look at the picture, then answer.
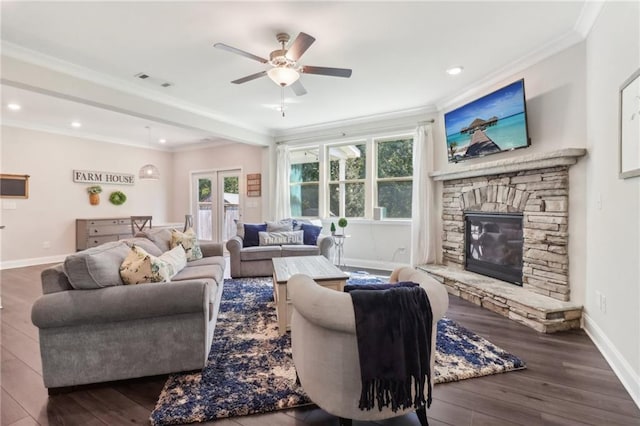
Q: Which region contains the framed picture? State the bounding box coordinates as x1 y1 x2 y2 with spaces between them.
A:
619 68 640 179
0 174 29 198
246 173 261 197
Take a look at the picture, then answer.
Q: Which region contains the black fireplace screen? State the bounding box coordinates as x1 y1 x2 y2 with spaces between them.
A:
465 212 524 285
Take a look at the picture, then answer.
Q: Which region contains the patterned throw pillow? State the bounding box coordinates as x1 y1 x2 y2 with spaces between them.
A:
159 245 187 276
258 230 304 246
170 228 203 261
119 245 173 285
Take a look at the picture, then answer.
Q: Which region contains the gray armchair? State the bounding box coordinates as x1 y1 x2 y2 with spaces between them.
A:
288 266 449 425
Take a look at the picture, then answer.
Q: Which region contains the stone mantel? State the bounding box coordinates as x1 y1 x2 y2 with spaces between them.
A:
431 148 586 181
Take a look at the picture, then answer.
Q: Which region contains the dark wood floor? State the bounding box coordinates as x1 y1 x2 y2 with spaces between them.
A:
2 264 639 426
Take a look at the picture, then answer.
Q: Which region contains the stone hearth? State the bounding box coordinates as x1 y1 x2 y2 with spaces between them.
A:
424 148 586 333
418 264 582 333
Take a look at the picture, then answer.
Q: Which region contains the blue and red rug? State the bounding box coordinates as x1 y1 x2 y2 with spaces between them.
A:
150 277 525 426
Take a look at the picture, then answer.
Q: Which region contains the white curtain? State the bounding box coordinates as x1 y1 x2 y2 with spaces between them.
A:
410 125 437 266
274 144 291 219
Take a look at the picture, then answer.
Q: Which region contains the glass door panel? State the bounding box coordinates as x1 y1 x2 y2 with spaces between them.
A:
222 175 240 241
197 177 213 240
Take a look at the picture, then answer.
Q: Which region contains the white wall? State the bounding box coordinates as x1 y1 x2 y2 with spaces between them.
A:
583 1 640 406
321 219 411 270
0 125 173 267
171 143 267 225
433 42 588 305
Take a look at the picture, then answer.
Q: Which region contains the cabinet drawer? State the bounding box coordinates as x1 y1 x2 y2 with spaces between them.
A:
88 225 131 235
87 235 119 247
86 219 130 226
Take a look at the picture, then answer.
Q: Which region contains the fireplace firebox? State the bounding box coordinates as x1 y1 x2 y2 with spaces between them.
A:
465 212 523 285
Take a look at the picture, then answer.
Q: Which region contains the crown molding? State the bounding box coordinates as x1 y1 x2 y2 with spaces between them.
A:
1 41 268 136
436 28 584 112
574 1 605 38
274 105 437 142
169 139 237 153
2 120 172 152
436 1 605 112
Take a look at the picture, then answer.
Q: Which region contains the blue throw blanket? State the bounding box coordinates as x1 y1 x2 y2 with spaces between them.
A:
345 282 433 412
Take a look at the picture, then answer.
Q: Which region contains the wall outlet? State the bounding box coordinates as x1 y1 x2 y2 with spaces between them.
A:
42 241 51 249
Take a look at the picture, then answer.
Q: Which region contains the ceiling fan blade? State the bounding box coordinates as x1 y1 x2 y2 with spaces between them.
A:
231 70 267 84
286 32 316 61
214 43 268 64
290 80 307 96
302 66 352 78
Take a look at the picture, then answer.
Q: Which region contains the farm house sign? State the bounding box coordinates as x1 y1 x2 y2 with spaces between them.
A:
73 170 135 185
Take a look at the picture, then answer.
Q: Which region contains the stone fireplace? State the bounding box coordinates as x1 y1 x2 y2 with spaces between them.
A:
419 148 586 333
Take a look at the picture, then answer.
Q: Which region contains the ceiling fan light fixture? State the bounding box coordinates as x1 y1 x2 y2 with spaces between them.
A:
267 67 300 87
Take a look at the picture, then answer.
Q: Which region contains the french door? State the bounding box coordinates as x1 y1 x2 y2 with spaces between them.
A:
192 169 241 242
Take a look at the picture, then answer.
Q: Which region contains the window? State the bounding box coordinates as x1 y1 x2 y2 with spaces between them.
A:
376 137 413 218
327 143 366 217
286 132 415 220
290 148 319 217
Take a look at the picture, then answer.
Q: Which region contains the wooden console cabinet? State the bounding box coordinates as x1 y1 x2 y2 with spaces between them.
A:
76 217 132 251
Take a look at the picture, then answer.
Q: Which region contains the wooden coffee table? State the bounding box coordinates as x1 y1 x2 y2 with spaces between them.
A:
272 255 349 335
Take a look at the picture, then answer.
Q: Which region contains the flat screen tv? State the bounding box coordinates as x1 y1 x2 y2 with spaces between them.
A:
444 79 530 163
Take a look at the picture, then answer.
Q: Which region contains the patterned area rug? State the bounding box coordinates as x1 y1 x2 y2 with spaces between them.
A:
150 277 525 426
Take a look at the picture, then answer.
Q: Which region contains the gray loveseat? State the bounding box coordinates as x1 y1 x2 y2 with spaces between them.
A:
31 228 225 390
227 220 333 278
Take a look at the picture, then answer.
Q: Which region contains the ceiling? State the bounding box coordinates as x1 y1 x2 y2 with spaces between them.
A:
0 1 593 148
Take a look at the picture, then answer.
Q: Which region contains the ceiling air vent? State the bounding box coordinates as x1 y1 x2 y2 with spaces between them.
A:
133 72 173 88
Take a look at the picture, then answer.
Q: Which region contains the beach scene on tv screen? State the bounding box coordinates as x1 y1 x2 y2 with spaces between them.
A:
445 80 528 162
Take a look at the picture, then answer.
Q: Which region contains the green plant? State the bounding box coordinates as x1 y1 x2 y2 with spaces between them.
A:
109 191 127 205
338 217 348 233
87 185 102 194
330 222 336 234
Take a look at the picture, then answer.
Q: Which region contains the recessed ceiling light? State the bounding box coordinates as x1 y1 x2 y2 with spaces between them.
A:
446 66 464 76
71 121 82 128
7 103 21 111
158 138 167 144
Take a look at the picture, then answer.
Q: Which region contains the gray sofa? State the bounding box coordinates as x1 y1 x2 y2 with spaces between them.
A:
31 228 225 390
227 220 333 278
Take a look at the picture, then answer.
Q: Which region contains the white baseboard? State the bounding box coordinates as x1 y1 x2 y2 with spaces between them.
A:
583 313 640 409
341 257 404 273
1 254 68 270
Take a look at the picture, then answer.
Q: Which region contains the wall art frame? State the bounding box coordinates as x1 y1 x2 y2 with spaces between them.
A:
619 68 640 179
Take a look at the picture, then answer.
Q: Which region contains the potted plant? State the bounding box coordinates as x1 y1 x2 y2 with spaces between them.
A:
87 185 102 205
338 217 348 235
330 222 336 236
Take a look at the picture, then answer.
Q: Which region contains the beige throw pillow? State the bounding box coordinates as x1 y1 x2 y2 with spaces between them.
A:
119 245 173 285
170 228 203 261
159 245 187 275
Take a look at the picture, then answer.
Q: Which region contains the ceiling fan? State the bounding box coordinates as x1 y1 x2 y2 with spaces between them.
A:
214 32 352 97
